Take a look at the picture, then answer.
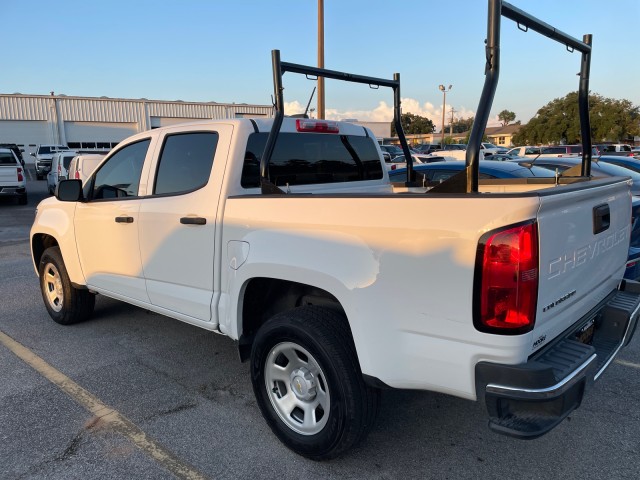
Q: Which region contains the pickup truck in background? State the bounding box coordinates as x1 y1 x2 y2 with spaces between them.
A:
30 0 640 459
596 144 638 157
0 147 27 205
31 144 70 180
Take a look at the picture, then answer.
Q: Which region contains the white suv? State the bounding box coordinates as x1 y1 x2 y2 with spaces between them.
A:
47 151 78 194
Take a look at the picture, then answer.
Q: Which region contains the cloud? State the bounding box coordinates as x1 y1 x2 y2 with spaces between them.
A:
286 97 504 129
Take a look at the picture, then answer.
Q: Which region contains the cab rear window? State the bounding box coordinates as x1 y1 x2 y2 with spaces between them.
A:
241 132 383 188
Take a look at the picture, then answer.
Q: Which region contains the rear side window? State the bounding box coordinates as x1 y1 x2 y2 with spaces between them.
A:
0 152 17 165
241 132 383 188
154 132 219 195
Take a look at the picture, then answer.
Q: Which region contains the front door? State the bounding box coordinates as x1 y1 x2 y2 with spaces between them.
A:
74 139 152 303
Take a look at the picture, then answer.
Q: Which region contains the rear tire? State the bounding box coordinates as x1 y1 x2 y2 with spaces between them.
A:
39 247 95 325
250 306 378 460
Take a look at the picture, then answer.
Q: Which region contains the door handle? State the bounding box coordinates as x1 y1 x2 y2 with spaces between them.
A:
180 216 206 225
115 216 134 223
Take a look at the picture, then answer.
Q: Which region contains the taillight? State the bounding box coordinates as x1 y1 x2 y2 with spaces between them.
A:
474 221 539 334
17 167 23 182
295 119 339 133
58 162 62 176
391 164 397 170
75 170 80 179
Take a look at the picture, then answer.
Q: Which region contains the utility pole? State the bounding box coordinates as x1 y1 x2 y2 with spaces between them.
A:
317 0 325 119
438 84 452 146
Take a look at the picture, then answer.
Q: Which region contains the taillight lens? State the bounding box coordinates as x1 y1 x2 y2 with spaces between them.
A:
17 167 24 182
75 170 80 179
58 162 62 175
295 119 339 133
474 221 539 334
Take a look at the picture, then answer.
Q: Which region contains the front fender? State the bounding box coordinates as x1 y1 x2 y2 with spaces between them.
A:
30 199 85 286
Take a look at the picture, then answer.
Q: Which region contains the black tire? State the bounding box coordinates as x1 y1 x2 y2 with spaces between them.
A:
18 194 28 205
250 306 379 460
39 246 95 325
36 174 42 180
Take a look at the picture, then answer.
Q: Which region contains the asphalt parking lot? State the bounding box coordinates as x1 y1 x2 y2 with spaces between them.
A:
1 170 640 479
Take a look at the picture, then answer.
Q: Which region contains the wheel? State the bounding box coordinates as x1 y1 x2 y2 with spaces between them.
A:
18 194 28 205
39 247 95 325
250 306 379 460
36 173 42 180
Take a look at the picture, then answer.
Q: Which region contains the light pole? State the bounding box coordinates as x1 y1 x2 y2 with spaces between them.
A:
439 84 452 147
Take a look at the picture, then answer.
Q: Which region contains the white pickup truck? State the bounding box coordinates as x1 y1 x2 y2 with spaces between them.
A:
29 3 640 459
0 147 27 205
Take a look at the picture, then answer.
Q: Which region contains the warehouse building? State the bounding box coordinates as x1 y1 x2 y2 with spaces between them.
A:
0 93 273 161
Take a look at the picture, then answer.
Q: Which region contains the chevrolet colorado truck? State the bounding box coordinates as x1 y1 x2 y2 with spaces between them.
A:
30 0 640 459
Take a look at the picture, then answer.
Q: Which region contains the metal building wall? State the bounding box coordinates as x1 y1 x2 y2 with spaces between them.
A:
0 94 273 156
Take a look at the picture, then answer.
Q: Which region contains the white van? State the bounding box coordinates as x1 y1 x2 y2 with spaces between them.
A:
47 151 78 194
67 154 106 183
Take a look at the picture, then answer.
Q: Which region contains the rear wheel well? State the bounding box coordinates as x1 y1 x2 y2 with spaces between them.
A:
238 278 345 361
32 234 59 271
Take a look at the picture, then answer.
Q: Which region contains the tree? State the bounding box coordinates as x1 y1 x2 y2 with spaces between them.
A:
498 109 516 126
450 116 474 134
513 92 640 145
391 112 435 136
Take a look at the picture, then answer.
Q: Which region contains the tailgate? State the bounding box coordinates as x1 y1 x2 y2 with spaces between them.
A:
534 178 632 343
0 166 18 183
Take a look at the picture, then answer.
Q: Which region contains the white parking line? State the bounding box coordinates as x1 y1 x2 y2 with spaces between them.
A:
0 329 209 480
615 359 640 370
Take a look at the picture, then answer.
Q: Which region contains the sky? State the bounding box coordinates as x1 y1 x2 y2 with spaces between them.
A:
2 0 639 130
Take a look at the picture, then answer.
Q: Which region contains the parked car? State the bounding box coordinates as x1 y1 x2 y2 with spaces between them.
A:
539 145 584 157
0 147 27 205
379 144 405 159
625 196 640 281
67 154 107 183
413 144 442 154
484 153 524 161
598 144 634 155
506 146 543 157
480 142 508 155
596 155 640 174
386 153 451 170
31 144 70 180
388 159 555 183
513 156 640 195
47 151 78 194
440 143 467 151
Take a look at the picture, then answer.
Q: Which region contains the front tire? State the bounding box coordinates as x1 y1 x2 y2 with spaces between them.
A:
39 247 95 325
250 306 378 460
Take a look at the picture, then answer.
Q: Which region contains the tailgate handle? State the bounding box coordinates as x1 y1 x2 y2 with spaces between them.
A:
593 204 610 235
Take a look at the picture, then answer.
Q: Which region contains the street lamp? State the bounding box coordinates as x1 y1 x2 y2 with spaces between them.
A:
439 84 452 147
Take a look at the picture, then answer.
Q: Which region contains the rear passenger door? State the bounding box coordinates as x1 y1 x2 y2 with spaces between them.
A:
138 126 232 323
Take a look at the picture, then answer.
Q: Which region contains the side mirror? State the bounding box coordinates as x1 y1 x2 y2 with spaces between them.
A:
20 149 25 152
56 179 84 202
30 152 35 157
